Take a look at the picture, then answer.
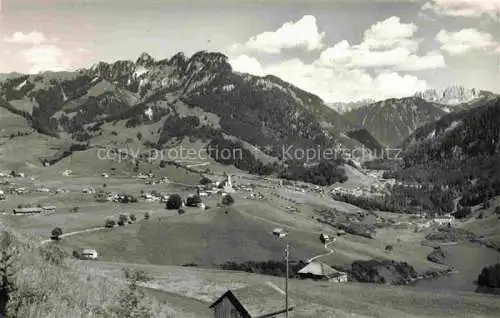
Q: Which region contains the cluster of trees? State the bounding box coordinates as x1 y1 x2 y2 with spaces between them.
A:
477 263 500 290
104 213 139 228
332 182 456 216
349 260 418 285
395 98 500 212
158 114 216 145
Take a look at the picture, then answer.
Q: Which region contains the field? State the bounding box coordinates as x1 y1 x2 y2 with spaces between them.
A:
82 260 500 318
1 154 499 317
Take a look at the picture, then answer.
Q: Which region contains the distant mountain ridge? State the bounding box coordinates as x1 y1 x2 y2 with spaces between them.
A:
343 97 447 147
415 86 493 106
0 51 363 183
328 99 375 113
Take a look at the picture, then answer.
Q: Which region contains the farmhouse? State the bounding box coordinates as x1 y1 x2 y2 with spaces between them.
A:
80 249 98 260
432 216 455 226
13 207 43 214
209 283 294 318
298 261 348 283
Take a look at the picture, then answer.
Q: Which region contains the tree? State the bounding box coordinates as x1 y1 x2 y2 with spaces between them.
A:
495 206 500 215
221 194 235 213
385 245 393 253
200 177 212 185
0 232 16 317
185 195 201 207
117 214 128 226
105 218 116 228
51 227 63 240
144 212 150 220
129 214 137 222
165 194 182 210
477 263 500 289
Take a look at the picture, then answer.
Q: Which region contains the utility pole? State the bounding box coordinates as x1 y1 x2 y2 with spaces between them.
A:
272 228 290 317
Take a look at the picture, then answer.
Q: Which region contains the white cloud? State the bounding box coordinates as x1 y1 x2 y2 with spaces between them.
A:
227 15 438 102
361 16 420 51
436 28 499 55
422 0 500 18
229 55 428 103
4 31 47 44
235 15 325 54
317 17 445 71
228 54 265 76
20 45 71 74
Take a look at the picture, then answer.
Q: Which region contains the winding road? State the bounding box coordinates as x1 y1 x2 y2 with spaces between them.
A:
307 240 336 263
41 227 109 245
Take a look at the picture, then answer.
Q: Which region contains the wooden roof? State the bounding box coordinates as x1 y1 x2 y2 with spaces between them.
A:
210 283 294 317
298 261 346 278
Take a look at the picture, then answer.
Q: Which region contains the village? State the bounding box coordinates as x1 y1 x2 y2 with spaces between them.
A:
0 162 466 318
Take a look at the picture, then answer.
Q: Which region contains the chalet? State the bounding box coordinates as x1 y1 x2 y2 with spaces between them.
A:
319 233 331 243
13 207 43 215
80 249 98 260
298 261 348 283
432 216 455 226
209 283 294 318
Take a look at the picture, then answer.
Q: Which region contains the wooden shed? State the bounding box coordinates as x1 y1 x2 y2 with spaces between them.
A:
209 283 294 318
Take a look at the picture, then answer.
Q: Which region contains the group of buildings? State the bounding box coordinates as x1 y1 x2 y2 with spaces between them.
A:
209 261 348 317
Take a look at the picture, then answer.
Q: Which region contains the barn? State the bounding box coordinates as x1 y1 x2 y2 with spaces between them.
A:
298 261 348 283
209 283 294 318
13 207 42 215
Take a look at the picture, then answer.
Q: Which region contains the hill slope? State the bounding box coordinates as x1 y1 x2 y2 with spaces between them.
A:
397 96 500 207
344 97 447 147
0 51 363 181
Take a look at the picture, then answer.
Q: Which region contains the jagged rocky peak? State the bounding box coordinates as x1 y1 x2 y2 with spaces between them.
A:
168 52 188 67
415 86 482 105
136 52 155 66
186 51 232 73
328 99 375 113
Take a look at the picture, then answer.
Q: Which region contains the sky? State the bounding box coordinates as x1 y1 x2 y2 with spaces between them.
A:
0 0 499 102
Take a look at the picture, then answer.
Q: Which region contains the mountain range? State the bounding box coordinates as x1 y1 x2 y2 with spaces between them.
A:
0 50 498 181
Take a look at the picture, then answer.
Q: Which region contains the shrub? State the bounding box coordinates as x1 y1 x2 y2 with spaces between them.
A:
222 194 235 207
129 214 137 222
454 206 472 219
122 268 152 283
117 214 128 226
69 207 80 213
495 206 500 215
200 177 212 185
0 232 17 316
185 195 201 207
104 218 116 228
178 209 185 215
165 194 182 210
144 212 150 220
385 245 393 253
72 249 81 259
477 263 500 288
50 227 63 240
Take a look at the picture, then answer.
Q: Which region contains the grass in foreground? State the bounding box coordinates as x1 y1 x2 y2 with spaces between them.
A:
0 220 189 318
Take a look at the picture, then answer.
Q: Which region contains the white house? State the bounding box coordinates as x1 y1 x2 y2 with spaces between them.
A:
298 261 348 283
433 216 455 226
80 249 98 260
